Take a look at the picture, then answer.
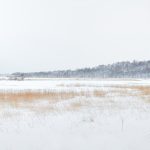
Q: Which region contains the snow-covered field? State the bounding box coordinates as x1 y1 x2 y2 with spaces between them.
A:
0 79 150 150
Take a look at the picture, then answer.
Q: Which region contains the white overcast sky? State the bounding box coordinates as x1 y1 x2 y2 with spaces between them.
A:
0 0 150 73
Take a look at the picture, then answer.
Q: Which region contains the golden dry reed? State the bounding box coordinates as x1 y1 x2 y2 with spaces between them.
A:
0 90 106 103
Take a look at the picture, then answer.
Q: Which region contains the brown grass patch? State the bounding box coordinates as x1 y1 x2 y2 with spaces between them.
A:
0 90 106 110
70 102 83 109
0 91 75 102
93 90 106 97
107 85 150 101
0 91 81 105
67 100 91 111
130 86 150 96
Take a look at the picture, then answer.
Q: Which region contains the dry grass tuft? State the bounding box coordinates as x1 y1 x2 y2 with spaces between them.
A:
93 90 106 97
131 86 150 96
0 90 106 110
108 85 150 102
0 91 79 103
70 102 83 110
67 100 91 111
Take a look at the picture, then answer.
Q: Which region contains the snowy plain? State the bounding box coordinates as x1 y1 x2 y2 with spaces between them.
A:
0 78 150 150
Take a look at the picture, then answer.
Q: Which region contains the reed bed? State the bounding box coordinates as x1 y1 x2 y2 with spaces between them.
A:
0 89 106 103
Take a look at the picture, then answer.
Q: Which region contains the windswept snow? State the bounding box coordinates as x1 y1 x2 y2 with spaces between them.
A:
0 79 150 150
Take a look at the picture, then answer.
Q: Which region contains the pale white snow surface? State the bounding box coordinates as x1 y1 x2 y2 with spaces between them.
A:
0 79 150 150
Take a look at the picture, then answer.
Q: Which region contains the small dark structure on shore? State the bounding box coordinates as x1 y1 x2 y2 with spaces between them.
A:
8 74 24 81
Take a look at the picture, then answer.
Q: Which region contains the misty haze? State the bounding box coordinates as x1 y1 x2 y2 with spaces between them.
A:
0 0 150 150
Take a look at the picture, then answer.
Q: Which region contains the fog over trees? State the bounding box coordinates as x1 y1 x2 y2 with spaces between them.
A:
13 60 150 78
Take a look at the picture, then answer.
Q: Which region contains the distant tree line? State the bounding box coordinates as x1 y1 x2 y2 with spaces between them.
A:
12 60 150 78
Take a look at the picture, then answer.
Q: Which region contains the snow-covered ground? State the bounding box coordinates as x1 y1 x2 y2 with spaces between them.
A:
0 79 150 150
